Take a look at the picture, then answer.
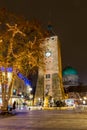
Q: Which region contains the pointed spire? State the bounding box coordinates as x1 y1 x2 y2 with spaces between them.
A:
47 22 56 36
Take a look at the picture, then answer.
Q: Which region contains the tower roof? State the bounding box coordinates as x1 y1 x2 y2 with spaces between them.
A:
47 24 56 36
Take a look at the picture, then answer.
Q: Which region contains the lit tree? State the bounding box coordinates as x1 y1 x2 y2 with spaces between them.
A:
0 9 47 112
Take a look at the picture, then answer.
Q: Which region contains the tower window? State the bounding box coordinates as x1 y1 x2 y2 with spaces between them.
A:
46 74 50 78
51 37 54 40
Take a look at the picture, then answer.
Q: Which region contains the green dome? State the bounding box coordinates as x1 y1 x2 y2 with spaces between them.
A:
62 66 78 76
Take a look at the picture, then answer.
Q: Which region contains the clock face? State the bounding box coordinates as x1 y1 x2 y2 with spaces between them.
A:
45 51 51 57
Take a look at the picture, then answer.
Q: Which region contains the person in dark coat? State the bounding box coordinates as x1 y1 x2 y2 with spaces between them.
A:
13 101 16 109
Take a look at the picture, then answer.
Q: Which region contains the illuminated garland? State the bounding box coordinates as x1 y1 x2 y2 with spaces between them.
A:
0 67 31 86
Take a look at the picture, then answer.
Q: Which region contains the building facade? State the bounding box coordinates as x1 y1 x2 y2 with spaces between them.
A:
0 68 32 106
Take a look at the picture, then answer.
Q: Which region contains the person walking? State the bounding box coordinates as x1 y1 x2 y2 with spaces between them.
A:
13 101 16 110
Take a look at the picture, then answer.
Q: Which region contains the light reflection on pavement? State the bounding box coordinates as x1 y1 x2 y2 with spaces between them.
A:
0 108 87 130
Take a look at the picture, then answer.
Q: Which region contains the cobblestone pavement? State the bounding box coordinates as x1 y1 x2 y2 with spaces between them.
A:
0 108 87 130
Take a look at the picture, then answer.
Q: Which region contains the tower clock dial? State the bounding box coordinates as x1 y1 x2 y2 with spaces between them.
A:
45 51 52 57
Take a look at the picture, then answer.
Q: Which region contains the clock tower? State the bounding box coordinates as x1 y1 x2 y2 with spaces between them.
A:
34 35 65 107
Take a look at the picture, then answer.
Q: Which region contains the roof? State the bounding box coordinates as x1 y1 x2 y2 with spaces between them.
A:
63 66 78 76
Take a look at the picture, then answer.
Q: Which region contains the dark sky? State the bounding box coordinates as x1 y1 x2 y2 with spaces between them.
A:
0 0 87 85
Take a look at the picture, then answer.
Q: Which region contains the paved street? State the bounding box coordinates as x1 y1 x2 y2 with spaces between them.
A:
0 108 87 130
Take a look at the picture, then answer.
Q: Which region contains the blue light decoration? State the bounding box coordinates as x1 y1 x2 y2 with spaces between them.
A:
6 67 13 72
0 67 31 86
17 72 31 86
0 67 5 72
0 67 13 72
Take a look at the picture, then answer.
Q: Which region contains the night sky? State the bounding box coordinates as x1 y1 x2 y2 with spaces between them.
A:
0 0 87 85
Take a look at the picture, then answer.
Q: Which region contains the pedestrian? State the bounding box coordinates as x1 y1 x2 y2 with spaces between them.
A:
13 101 16 110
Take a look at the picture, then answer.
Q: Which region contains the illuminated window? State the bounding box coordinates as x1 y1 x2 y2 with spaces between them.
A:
13 89 16 95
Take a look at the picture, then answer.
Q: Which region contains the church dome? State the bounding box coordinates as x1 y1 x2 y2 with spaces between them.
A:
62 66 78 76
62 66 79 87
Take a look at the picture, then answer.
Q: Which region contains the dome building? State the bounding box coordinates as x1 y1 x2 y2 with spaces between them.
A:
62 66 79 87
